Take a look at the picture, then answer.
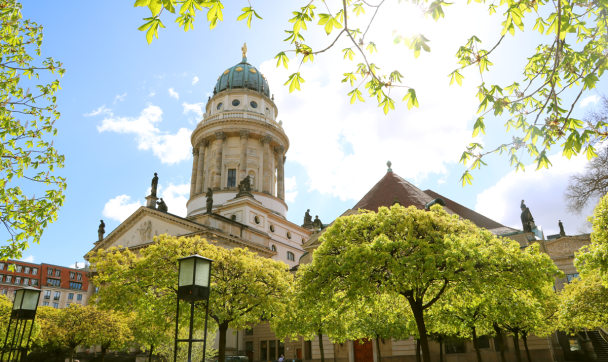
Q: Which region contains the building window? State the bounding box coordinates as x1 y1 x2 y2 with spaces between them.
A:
23 278 29 286
269 340 276 361
0 275 3 282
567 273 580 283
271 245 277 252
279 341 285 359
287 252 295 261
44 291 51 299
77 273 82 281
287 231 291 239
95 287 99 294
569 338 582 351
246 341 254 351
70 272 75 279
227 169 237 187
269 224 275 233
254 215 260 224
42 301 49 306
68 293 74 300
261 341 267 361
231 214 237 221
24 267 30 274
70 282 83 290
250 101 258 108
216 102 223 110
16 265 22 273
31 279 38 286
246 329 254 336
2 289 6 295
66 303 70 307
54 291 60 300
55 270 60 277
52 303 59 309
15 277 21 284
232 99 241 107
302 238 306 244
47 278 60 287
445 340 466 354
32 268 38 276
6 276 12 283
77 294 83 301
477 336 490 349
47 269 53 276
0 263 4 270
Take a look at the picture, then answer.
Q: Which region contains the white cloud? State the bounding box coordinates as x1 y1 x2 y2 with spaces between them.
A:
84 105 112 117
168 88 179 100
581 95 599 108
20 255 34 263
149 91 156 97
475 154 594 236
114 92 127 104
160 183 190 217
285 176 298 203
192 76 199 85
183 102 206 117
259 1 493 202
102 195 143 222
97 104 192 164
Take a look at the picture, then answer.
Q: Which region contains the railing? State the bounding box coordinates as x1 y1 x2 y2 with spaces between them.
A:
43 295 50 299
53 296 60 300
599 327 608 344
199 111 283 130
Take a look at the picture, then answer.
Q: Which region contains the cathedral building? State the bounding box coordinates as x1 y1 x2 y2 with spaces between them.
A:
86 47 601 362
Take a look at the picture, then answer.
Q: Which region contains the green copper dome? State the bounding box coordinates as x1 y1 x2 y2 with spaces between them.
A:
214 57 270 97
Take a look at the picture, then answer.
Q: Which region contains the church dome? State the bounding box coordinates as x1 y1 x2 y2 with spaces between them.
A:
214 56 270 97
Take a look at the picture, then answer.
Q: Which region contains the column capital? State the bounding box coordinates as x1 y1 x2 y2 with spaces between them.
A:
192 148 199 156
215 131 226 141
274 145 285 154
240 130 250 139
260 134 273 145
200 139 210 147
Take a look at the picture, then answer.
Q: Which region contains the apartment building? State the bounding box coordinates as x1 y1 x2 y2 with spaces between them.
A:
0 260 93 309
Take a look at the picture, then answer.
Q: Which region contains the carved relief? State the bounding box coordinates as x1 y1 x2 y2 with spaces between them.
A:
247 149 257 157
137 220 152 244
546 236 591 258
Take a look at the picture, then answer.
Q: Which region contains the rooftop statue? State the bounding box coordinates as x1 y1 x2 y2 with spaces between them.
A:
235 175 255 199
520 200 535 233
242 43 247 58
313 215 323 231
98 220 105 242
206 188 214 214
302 209 313 229
559 220 566 237
151 173 159 197
156 198 168 213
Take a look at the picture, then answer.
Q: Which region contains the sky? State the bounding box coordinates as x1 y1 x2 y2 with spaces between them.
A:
11 0 607 267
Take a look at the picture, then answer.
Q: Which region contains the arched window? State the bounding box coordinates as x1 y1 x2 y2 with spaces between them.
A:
271 245 277 252
287 251 295 261
231 214 237 221
269 224 275 233
254 215 260 224
286 231 292 239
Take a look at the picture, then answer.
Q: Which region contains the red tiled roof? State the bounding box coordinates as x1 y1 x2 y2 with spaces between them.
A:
422 189 505 230
351 171 505 230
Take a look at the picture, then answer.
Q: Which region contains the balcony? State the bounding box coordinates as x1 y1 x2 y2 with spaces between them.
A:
53 297 60 300
43 295 50 299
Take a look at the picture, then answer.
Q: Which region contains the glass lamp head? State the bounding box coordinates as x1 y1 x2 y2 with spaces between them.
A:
177 255 213 301
11 286 41 319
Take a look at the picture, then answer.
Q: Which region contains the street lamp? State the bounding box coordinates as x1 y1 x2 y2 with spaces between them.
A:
1 286 41 362
174 255 213 362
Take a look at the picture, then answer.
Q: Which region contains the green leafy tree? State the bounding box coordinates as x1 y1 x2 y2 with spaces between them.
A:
576 193 608 285
89 235 293 362
155 328 217 362
131 0 608 181
298 204 559 362
0 0 66 260
558 269 608 333
86 309 134 362
129 305 175 362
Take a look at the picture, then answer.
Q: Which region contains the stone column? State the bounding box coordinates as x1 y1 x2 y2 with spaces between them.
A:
239 130 249 182
260 134 273 194
213 131 226 190
195 139 208 194
190 148 199 198
275 145 285 200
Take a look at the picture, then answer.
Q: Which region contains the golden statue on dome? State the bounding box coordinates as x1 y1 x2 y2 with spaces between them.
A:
242 43 248 58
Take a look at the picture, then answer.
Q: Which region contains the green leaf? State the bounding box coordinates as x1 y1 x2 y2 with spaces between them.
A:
403 34 431 58
460 171 474 187
366 42 378 55
448 70 464 86
284 72 305 93
472 117 486 137
237 7 263 28
274 52 289 69
342 73 357 86
134 0 151 7
342 48 355 61
402 89 419 110
379 95 395 115
348 89 365 104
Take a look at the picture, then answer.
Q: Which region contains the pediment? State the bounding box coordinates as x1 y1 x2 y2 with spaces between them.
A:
546 235 591 259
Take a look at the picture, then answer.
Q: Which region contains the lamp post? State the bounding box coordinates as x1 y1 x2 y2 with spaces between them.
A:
1 286 41 362
174 255 213 362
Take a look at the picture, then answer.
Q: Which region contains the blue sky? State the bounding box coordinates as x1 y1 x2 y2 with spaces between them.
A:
14 0 607 266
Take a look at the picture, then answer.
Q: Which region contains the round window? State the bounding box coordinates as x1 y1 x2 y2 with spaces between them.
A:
287 231 292 239
269 224 275 233
250 101 258 109
232 99 241 107
254 215 260 224
216 102 223 110
231 214 237 221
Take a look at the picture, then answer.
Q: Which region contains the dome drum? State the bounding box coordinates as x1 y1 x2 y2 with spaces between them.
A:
214 57 270 97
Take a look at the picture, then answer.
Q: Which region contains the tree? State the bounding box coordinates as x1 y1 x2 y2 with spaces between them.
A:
155 327 217 362
128 304 175 362
558 269 608 333
131 0 608 182
565 143 608 216
0 0 66 260
299 204 559 362
87 309 134 362
576 193 608 286
89 234 294 362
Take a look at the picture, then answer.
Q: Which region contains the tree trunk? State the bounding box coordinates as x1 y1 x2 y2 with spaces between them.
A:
521 331 532 362
318 333 325 362
148 345 154 362
415 339 421 362
410 301 431 362
218 322 229 362
376 335 382 362
493 323 507 362
101 346 107 362
70 349 74 362
472 327 483 362
439 340 443 362
512 330 522 362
